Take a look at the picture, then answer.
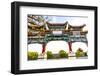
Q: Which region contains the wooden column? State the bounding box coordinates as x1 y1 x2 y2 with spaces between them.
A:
42 43 46 53
68 42 72 53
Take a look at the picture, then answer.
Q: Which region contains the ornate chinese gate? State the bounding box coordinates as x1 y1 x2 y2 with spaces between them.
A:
28 21 88 54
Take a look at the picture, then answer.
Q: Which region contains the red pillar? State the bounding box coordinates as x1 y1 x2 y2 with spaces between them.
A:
42 43 46 53
68 42 72 53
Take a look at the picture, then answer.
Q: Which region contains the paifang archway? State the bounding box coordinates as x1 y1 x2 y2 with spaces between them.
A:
28 21 88 54
41 33 88 53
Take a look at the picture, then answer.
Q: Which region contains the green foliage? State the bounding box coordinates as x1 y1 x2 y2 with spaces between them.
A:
75 51 84 57
84 52 88 56
28 51 38 60
59 50 68 58
77 48 83 52
47 51 53 59
75 48 87 57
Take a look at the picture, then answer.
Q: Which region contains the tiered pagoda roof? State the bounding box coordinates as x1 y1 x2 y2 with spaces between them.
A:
68 24 86 31
46 22 67 30
28 21 88 36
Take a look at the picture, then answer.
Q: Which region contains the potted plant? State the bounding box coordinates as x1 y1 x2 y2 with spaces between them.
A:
75 48 86 57
28 51 38 60
47 51 53 59
59 50 68 58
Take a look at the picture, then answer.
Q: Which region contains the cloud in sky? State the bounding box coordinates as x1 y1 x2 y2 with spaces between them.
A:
45 16 87 23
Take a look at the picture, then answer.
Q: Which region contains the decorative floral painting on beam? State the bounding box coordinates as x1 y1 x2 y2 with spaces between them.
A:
27 15 88 60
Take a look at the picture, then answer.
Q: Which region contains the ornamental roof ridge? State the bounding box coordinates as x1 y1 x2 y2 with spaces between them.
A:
46 21 68 26
68 24 86 28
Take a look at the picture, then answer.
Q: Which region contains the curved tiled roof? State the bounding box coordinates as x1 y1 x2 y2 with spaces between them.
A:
46 21 68 26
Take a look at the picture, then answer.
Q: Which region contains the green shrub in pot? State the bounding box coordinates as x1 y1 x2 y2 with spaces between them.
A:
47 51 53 59
28 51 38 60
59 50 68 58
